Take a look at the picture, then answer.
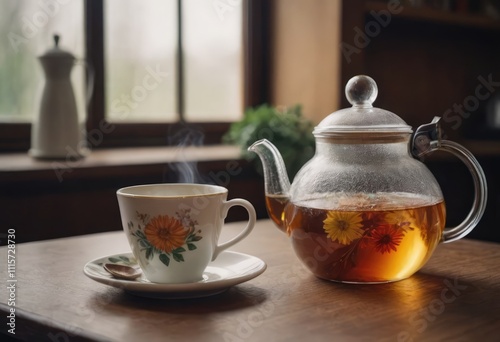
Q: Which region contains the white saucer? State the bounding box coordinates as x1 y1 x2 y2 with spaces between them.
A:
83 251 267 299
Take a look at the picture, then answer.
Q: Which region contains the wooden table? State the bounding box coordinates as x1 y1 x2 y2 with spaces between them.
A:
1 220 499 341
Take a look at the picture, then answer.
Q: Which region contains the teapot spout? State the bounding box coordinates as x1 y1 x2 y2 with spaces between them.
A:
249 139 291 232
248 139 291 197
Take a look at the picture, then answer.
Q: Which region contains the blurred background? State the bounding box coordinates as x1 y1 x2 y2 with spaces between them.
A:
1 0 499 243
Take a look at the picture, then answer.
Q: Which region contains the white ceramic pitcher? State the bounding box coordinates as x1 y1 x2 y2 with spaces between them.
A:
30 34 91 159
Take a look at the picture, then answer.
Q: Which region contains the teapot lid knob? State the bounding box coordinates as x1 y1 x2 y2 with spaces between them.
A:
345 75 378 108
54 34 60 47
314 74 412 136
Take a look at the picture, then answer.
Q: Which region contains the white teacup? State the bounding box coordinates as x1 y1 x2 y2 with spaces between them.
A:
116 183 256 283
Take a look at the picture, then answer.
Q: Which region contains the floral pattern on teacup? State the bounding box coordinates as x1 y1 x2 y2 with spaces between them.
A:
128 209 202 267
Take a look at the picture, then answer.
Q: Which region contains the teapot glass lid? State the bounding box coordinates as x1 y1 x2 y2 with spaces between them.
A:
313 75 412 137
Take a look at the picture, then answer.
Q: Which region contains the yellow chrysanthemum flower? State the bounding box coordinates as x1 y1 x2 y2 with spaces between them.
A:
386 210 417 232
323 211 364 245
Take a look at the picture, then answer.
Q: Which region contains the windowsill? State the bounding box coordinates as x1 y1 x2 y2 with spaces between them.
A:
0 144 266 243
0 145 243 183
3 139 500 183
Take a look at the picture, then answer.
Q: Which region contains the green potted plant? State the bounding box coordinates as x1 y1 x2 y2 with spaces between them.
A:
223 104 315 179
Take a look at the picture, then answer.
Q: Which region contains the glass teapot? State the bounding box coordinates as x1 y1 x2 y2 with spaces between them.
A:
249 75 487 284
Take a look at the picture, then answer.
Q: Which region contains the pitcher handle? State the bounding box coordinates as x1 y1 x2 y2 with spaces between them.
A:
411 117 488 243
75 59 95 109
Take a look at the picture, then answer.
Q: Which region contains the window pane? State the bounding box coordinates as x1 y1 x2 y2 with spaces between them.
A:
0 0 84 123
105 0 177 122
183 0 243 122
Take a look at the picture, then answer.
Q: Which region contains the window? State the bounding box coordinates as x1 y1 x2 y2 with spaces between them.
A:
0 0 85 123
0 0 268 151
105 1 178 123
104 0 243 123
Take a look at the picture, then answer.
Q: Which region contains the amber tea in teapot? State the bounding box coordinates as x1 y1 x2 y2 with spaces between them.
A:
251 75 487 284
268 192 445 283
265 195 289 232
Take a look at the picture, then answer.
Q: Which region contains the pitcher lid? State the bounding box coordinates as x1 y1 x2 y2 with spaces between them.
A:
39 34 75 60
313 75 412 138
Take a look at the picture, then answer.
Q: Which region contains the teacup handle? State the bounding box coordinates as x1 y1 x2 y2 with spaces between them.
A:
412 117 488 243
212 198 256 261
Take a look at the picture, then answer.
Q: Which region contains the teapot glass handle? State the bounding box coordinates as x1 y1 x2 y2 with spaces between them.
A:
411 117 488 243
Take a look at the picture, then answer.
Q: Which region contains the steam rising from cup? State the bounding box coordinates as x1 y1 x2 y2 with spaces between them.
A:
167 123 207 184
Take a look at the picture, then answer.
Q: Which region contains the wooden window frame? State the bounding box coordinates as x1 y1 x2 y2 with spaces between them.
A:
0 0 270 152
